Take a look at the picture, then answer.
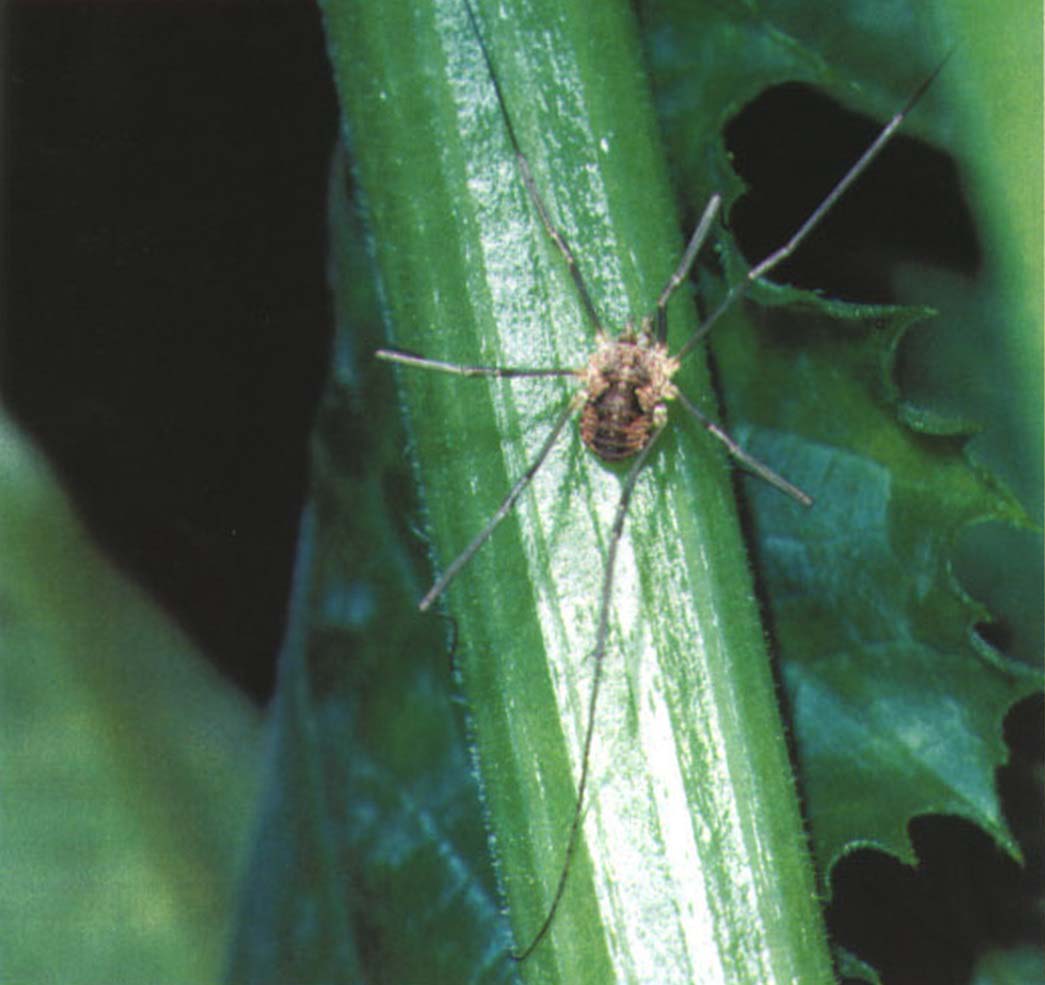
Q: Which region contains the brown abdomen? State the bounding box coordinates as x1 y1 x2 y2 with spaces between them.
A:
580 382 655 461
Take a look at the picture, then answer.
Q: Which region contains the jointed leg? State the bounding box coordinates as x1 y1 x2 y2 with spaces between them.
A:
675 390 812 506
377 349 575 379
511 152 606 335
675 53 952 363
419 400 576 611
463 0 606 336
512 423 666 962
653 193 722 343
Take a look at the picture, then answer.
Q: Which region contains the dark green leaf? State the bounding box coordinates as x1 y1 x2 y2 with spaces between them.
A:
226 150 513 985
642 0 1042 896
720 306 1038 878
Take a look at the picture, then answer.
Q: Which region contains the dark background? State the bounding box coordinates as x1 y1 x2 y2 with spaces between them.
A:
4 1 338 701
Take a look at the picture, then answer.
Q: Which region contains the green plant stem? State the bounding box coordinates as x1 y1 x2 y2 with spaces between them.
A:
321 0 836 981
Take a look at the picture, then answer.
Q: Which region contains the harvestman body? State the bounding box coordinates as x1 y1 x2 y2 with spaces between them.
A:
377 4 948 963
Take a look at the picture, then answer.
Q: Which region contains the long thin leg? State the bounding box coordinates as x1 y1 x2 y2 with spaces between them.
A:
675 52 953 363
512 423 666 963
376 348 575 379
675 390 812 506
419 400 575 611
653 193 722 344
512 153 605 335
463 0 606 336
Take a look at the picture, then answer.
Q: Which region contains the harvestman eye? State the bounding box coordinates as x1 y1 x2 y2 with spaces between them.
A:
376 1 951 963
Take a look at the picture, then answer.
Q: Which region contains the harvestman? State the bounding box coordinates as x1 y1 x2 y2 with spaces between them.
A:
377 6 949 963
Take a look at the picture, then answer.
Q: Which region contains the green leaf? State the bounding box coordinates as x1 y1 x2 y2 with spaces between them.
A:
0 414 260 984
226 150 512 985
642 0 1043 896
721 306 1038 879
970 944 1045 985
645 0 1043 655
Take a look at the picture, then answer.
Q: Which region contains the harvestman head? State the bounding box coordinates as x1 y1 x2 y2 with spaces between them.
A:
377 2 951 964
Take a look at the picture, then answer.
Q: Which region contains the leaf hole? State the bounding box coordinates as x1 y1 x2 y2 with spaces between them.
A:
724 82 980 302
828 815 1034 985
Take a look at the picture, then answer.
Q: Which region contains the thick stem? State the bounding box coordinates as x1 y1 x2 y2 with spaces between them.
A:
322 0 835 981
